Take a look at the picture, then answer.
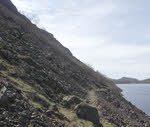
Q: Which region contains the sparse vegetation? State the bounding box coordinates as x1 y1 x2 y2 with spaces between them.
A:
8 76 35 93
59 107 94 127
29 100 42 109
101 120 114 127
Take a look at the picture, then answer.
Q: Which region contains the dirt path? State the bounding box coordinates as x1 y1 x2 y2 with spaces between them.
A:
88 90 98 106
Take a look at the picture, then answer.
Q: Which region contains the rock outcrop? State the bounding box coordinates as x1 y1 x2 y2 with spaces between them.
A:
75 103 102 127
0 86 7 106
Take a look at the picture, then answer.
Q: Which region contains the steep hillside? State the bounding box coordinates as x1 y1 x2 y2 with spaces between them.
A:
0 0 150 127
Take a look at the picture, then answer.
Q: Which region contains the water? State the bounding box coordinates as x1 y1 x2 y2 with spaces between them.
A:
117 84 150 116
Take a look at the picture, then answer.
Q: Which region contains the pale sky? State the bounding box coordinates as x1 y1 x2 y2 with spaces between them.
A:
11 0 150 79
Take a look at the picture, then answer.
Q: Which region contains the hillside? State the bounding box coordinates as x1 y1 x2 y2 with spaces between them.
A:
0 0 150 127
113 77 140 84
140 79 150 84
113 77 150 84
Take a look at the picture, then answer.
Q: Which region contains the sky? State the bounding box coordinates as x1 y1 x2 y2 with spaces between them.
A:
11 0 150 80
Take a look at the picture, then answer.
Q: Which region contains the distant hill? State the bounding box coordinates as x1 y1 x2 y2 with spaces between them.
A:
140 79 150 84
113 77 150 84
113 77 139 84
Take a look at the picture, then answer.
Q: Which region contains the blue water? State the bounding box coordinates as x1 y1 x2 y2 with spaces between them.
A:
117 84 150 116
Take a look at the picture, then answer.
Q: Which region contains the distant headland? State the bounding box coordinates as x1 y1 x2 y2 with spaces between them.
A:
113 77 150 84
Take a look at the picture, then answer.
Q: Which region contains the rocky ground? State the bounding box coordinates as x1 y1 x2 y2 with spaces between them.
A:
0 0 150 127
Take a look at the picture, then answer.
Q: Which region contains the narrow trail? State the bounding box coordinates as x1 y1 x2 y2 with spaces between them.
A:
88 90 98 107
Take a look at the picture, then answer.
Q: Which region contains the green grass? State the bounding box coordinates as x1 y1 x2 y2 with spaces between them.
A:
98 88 108 92
8 76 56 109
8 76 35 93
101 120 114 127
29 100 42 109
88 90 97 102
0 57 21 77
28 124 33 127
37 93 55 106
0 71 7 77
88 90 99 106
59 107 94 127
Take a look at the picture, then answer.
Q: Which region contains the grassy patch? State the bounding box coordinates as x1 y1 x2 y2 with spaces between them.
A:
88 90 98 106
0 71 7 77
37 93 55 106
88 90 97 101
59 107 76 120
59 107 94 127
7 76 55 110
8 76 35 93
29 100 42 109
0 58 14 69
98 88 108 92
101 120 114 127
28 124 33 127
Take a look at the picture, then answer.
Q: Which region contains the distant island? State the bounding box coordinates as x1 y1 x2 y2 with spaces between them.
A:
113 77 150 84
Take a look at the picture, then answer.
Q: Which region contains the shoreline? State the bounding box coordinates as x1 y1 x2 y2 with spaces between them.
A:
117 83 150 118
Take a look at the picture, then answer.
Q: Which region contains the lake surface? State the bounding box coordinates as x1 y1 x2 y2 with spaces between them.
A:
117 84 150 116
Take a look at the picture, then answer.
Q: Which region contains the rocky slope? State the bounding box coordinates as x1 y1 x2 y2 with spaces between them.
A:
0 0 150 127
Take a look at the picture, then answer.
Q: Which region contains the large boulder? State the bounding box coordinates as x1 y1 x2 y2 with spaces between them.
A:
75 103 103 127
62 95 82 109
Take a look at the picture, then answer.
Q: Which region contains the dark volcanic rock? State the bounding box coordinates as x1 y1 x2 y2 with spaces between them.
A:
75 103 102 127
0 86 7 106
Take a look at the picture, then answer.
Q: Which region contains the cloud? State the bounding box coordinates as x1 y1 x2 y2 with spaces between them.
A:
11 0 150 79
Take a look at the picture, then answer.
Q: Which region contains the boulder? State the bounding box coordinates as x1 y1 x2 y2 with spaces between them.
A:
0 85 17 106
0 86 8 106
62 95 82 109
75 103 103 127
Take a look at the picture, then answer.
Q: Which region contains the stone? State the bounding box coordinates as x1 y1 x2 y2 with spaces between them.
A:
0 86 8 106
0 37 3 41
75 103 103 127
52 104 59 112
46 110 52 117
